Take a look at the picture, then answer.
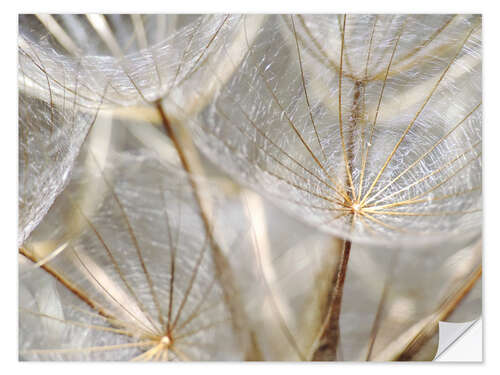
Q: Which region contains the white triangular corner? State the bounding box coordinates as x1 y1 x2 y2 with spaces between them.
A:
434 318 482 362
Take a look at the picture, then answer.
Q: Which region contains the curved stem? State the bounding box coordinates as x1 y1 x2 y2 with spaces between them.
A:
155 100 260 360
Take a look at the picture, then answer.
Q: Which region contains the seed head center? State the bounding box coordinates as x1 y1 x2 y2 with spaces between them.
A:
351 203 361 213
160 336 171 346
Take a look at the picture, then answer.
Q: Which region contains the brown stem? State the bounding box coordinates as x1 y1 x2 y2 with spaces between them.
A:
347 80 363 199
396 264 482 361
312 79 363 361
312 238 352 361
316 238 343 327
155 101 260 360
19 247 113 321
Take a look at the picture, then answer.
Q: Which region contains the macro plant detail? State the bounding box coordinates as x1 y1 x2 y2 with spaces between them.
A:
191 14 482 244
20 146 244 361
18 14 482 362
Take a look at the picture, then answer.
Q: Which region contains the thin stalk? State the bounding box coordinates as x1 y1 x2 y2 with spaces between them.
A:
19 247 112 321
312 73 364 361
312 238 352 360
154 100 260 360
396 264 481 361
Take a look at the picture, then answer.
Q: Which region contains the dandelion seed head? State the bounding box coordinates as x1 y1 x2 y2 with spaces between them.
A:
189 14 482 246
